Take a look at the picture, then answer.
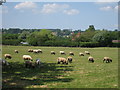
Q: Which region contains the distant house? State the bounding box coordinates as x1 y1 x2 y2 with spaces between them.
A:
112 40 120 43
72 32 81 41
20 42 28 45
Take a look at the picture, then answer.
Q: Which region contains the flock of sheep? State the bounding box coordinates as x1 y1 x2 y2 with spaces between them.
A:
2 48 112 68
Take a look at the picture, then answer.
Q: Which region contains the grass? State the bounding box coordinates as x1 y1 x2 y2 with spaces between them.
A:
2 45 118 88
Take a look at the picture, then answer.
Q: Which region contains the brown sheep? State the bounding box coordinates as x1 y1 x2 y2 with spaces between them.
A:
103 57 112 63
57 57 68 65
4 54 12 59
67 56 72 63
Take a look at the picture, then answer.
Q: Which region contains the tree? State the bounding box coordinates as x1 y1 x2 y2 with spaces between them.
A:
92 31 114 46
85 25 95 32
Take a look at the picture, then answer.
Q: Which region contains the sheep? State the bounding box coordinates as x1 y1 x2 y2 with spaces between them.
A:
103 57 112 63
24 60 35 68
88 56 94 63
60 51 66 55
85 51 90 55
35 59 41 67
69 52 74 56
79 52 84 56
33 50 39 53
4 54 12 59
38 49 42 53
51 51 55 55
15 50 19 53
1 58 9 66
57 57 68 65
23 55 32 60
28 49 33 52
67 56 72 63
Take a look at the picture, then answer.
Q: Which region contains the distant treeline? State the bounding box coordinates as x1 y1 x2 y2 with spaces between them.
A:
2 25 120 47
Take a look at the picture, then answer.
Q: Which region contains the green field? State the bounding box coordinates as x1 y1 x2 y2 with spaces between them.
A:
2 46 118 88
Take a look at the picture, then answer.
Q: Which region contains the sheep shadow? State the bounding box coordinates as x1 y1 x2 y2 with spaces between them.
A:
2 61 74 88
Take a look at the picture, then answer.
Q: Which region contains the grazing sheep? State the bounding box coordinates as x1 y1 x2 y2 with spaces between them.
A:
23 55 32 60
15 50 19 53
103 57 112 63
28 49 33 52
85 51 90 55
88 56 94 63
33 50 39 53
79 53 84 56
4 54 12 59
38 49 42 53
24 60 35 68
69 52 74 56
67 56 72 63
57 57 68 65
60 51 66 55
51 51 55 55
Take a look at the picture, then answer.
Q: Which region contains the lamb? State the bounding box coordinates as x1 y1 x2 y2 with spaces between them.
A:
51 51 55 55
79 52 84 56
85 51 90 55
103 57 112 63
88 56 94 63
57 57 68 65
4 54 12 59
67 56 72 63
28 49 33 52
23 55 32 60
15 50 19 53
69 52 74 56
60 51 66 55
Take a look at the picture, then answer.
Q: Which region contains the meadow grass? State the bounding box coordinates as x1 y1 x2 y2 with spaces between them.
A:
2 45 118 88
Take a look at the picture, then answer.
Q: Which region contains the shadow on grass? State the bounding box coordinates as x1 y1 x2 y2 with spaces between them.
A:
2 61 74 88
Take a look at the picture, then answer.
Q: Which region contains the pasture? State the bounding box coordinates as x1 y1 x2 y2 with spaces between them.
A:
2 46 118 88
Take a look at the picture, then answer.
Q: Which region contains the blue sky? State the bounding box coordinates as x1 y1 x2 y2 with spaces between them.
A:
1 1 118 31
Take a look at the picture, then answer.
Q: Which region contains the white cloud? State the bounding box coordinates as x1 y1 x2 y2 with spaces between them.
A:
100 6 113 11
14 2 37 9
63 9 79 15
41 3 69 14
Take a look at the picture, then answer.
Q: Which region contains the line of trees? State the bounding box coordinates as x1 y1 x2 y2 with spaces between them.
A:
2 25 120 47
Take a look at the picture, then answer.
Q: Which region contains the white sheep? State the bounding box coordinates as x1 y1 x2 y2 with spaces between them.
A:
4 54 12 59
23 55 32 60
79 52 84 56
15 50 19 53
28 49 33 52
88 56 94 63
85 51 90 55
103 57 112 63
60 51 66 55
69 52 74 56
51 51 55 55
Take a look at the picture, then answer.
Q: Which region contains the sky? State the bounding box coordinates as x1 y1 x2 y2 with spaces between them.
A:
0 1 119 31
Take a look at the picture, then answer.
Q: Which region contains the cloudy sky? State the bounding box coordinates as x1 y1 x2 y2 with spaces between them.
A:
1 1 119 31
